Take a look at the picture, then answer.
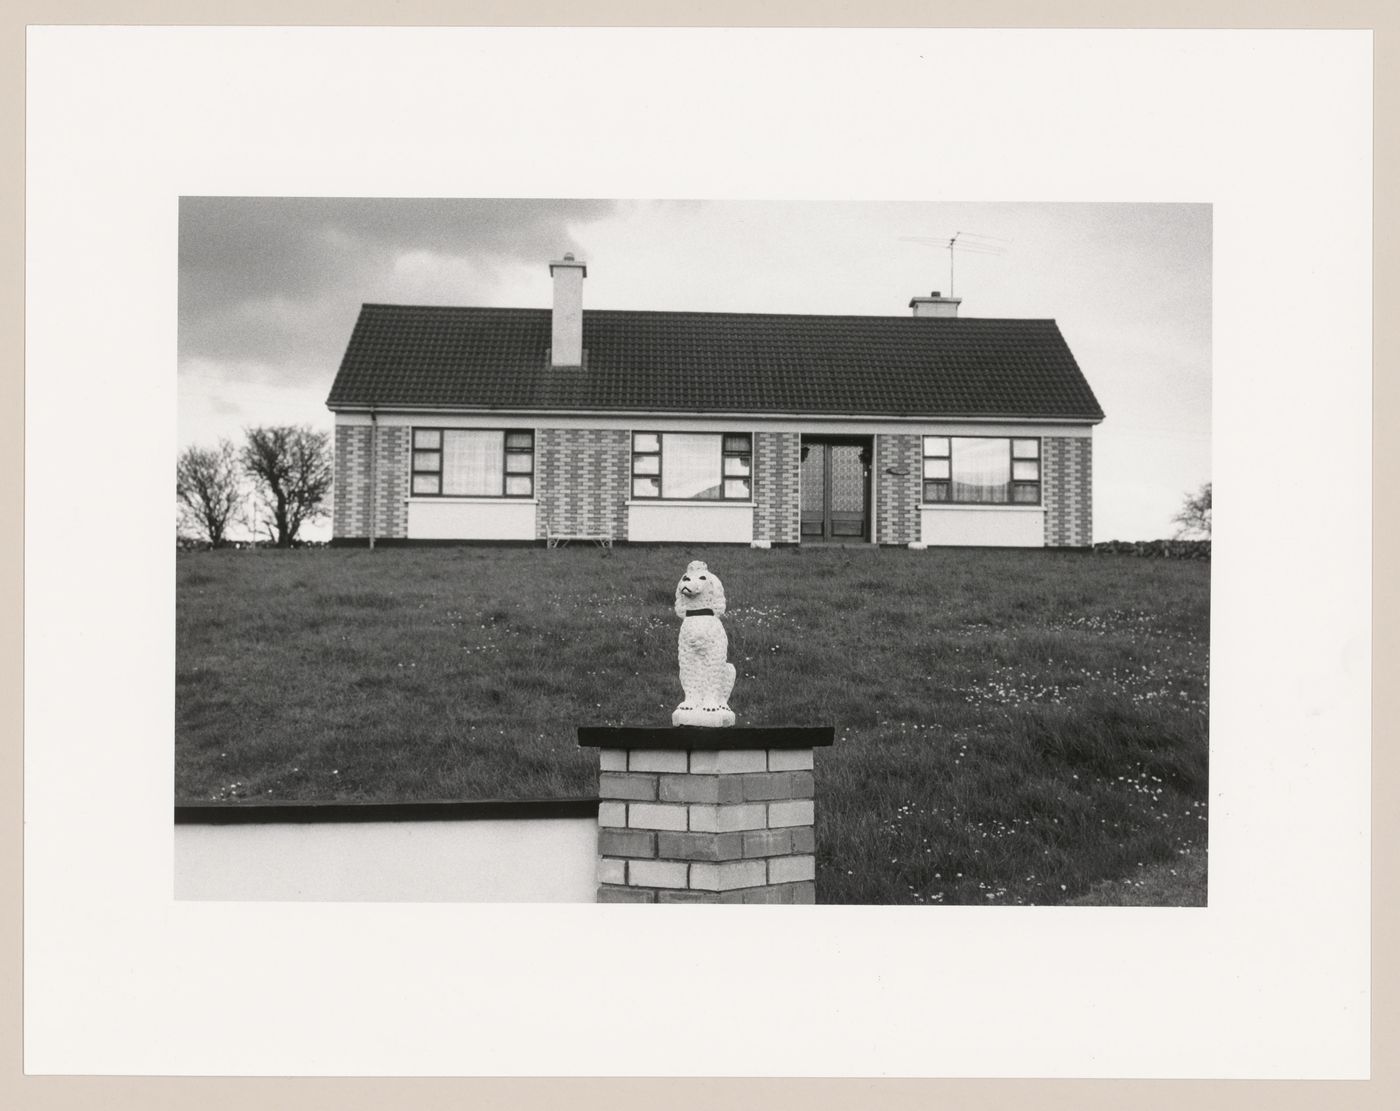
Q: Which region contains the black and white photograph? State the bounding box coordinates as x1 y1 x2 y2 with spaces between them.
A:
174 198 1211 906
23 22 1372 1085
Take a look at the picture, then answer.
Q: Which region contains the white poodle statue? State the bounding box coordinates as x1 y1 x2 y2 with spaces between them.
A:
672 560 737 727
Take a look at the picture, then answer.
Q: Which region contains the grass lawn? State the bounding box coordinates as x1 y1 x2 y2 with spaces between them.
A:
176 544 1209 905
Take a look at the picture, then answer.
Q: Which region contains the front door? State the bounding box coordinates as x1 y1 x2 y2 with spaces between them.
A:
800 438 872 542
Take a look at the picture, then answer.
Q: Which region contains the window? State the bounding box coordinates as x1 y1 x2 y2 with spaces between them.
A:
411 429 534 497
922 436 1040 505
632 432 752 500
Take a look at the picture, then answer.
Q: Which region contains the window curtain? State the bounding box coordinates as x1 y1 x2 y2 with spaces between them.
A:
662 434 723 499
951 438 1011 503
442 430 504 495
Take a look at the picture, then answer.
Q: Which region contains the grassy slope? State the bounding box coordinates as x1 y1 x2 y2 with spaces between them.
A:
176 545 1209 905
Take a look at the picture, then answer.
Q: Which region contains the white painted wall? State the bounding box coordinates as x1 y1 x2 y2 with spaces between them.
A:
175 817 598 902
627 501 755 543
920 505 1045 547
405 498 537 540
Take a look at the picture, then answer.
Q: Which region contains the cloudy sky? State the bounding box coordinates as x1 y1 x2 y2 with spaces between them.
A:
178 198 1210 542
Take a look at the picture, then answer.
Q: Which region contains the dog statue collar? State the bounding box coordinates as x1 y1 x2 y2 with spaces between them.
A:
684 608 715 617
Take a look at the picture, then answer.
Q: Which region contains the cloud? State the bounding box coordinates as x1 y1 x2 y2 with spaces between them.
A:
179 356 338 448
178 197 616 381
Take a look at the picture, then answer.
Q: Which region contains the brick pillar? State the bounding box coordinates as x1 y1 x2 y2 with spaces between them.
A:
578 726 834 903
875 433 921 545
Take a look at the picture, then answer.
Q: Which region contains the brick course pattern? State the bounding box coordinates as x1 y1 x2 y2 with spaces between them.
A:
1041 436 1093 547
875 434 921 545
536 427 630 541
753 432 800 544
595 747 819 904
333 425 409 540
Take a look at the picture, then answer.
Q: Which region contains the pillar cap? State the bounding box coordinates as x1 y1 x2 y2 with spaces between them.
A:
578 725 834 750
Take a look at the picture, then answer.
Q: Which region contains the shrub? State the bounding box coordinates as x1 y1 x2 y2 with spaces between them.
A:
1093 539 1211 560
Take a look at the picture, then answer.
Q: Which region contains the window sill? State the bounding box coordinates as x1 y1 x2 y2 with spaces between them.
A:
405 497 538 505
626 500 756 508
921 503 1044 512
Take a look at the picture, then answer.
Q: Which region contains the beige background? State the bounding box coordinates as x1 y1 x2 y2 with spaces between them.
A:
6 1 1393 1107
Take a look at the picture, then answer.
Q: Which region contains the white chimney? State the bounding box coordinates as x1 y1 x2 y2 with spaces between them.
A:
909 290 961 318
549 252 587 366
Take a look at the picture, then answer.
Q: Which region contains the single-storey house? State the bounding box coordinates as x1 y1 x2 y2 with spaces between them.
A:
325 255 1103 548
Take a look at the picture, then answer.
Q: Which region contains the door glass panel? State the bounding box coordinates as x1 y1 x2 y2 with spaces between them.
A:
829 446 865 513
800 446 825 513
801 441 869 542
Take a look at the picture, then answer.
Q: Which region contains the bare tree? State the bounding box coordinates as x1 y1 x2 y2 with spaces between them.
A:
1172 481 1212 539
241 425 333 547
176 440 244 547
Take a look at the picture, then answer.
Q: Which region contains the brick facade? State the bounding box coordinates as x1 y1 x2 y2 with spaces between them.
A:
331 421 1093 547
1042 436 1092 547
332 424 409 540
535 427 631 541
753 431 800 544
875 433 921 545
595 745 819 903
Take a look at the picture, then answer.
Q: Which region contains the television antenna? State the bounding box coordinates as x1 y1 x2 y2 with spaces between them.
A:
899 231 1008 297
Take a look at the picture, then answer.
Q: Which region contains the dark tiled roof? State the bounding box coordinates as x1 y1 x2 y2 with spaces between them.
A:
325 305 1105 421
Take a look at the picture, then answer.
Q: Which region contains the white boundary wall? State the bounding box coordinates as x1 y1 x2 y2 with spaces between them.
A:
176 815 598 902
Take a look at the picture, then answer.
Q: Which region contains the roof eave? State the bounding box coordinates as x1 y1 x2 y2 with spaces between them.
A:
325 401 1104 424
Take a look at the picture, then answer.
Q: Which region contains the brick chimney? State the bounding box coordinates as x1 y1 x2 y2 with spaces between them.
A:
909 290 961 318
549 252 587 367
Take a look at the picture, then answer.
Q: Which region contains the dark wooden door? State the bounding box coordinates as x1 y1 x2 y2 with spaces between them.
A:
800 441 870 542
